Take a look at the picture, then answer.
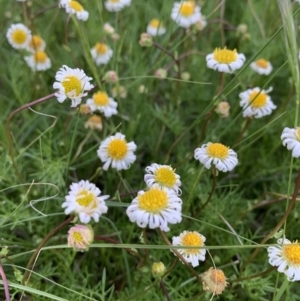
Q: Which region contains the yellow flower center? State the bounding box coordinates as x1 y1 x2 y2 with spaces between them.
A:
69 1 84 12
150 19 162 28
206 143 229 159
62 75 82 96
255 59 268 69
249 91 267 108
34 51 47 63
180 1 195 17
138 188 168 213
154 167 176 188
93 91 109 106
29 35 43 50
107 138 128 160
210 269 226 284
95 43 108 55
296 128 300 141
12 29 28 44
213 48 237 64
182 232 203 254
76 190 96 207
283 241 300 265
89 115 102 124
109 0 120 2
73 231 83 242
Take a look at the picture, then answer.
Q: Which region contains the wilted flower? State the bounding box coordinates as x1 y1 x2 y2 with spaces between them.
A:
84 114 103 131
215 101 230 118
202 267 228 295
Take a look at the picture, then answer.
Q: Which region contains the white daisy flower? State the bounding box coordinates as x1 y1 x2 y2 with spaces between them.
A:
250 59 273 75
239 87 276 118
281 127 300 158
97 132 137 171
62 180 109 224
6 23 32 50
146 19 166 36
267 237 300 282
144 163 182 195
24 51 51 71
59 0 89 21
104 0 131 12
90 43 113 66
27 35 46 52
171 231 206 267
194 142 238 172
86 91 118 117
126 184 182 232
206 47 246 73
53 65 94 107
171 1 201 28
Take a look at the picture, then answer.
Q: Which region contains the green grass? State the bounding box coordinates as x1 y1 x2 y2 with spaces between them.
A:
1 0 300 300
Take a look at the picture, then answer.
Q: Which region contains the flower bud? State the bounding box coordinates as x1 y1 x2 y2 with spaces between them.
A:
110 33 120 41
215 101 230 118
181 72 191 81
138 85 148 94
155 68 167 79
84 114 103 131
151 262 166 278
112 85 127 98
236 24 248 35
79 104 92 115
103 70 119 83
103 22 115 35
139 33 153 47
68 224 94 252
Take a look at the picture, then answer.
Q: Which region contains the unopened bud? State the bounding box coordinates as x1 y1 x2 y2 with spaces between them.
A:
151 262 166 278
139 33 153 47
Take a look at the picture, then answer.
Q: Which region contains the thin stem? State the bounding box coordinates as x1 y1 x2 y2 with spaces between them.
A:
159 229 202 283
6 93 56 182
240 169 300 273
197 166 217 214
160 280 171 301
32 4 58 19
232 266 276 283
0 263 11 301
22 215 74 285
233 118 253 147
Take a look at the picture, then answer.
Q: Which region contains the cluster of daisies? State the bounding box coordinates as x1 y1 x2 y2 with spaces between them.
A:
6 23 51 71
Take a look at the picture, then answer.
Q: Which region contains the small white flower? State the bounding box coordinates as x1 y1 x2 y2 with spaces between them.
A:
24 51 51 71
239 87 276 118
27 35 46 52
206 47 246 73
250 59 273 75
97 132 136 171
53 65 94 107
91 43 113 65
146 19 166 36
171 1 201 28
86 91 118 117
59 0 89 21
104 0 131 12
144 163 181 195
6 23 32 50
281 127 300 158
171 231 206 267
126 184 182 232
62 180 109 224
194 142 238 172
267 237 300 282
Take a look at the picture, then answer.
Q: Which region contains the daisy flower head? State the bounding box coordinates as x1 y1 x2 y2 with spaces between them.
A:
86 91 118 117
91 43 113 66
239 87 276 118
144 163 182 195
194 142 238 172
62 180 109 224
53 65 94 107
206 47 246 73
171 1 201 28
126 184 182 232
27 35 46 52
24 51 51 71
267 237 300 281
202 267 228 295
104 0 131 12
59 0 89 21
250 59 273 75
84 114 103 131
97 132 136 171
6 23 32 50
281 127 300 158
68 224 94 251
171 231 206 267
147 19 166 36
